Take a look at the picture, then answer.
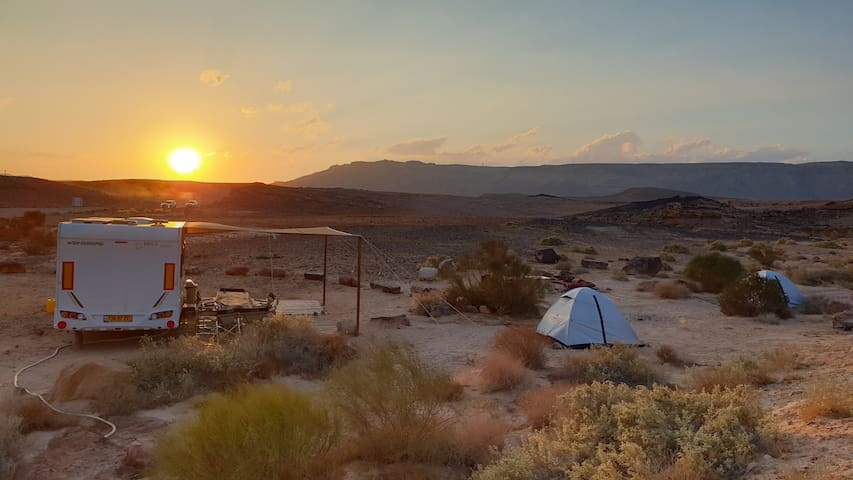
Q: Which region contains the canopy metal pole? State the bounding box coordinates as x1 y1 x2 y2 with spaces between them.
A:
356 236 362 336
322 236 328 306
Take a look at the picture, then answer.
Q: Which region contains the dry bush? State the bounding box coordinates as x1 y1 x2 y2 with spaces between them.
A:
781 461 846 480
555 345 660 387
540 236 563 246
707 239 728 251
611 271 628 281
155 385 338 480
480 352 529 392
410 289 445 315
446 240 544 316
799 380 853 422
799 295 851 315
747 243 787 267
635 280 658 292
2 395 78 432
569 245 597 255
224 266 250 276
719 274 791 318
447 414 510 468
492 326 549 369
519 383 575 428
737 238 754 247
689 347 801 392
653 280 690 299
473 383 771 480
0 411 20 479
655 345 687 366
662 244 690 255
659 253 676 263
814 241 843 249
326 343 460 464
683 253 744 293
787 266 853 288
777 237 797 245
21 227 56 255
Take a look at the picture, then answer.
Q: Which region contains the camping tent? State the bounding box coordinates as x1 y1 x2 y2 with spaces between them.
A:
757 270 804 308
536 287 639 347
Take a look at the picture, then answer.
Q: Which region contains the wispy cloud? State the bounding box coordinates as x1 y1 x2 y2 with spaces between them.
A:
0 97 14 109
240 107 258 119
266 103 283 113
274 80 293 93
387 137 447 156
283 116 330 139
386 128 549 165
285 101 316 114
199 69 229 87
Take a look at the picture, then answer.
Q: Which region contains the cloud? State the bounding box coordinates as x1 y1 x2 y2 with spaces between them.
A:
0 97 14 109
386 137 447 156
274 80 293 93
283 116 330 139
285 102 317 114
240 107 257 119
266 103 284 113
199 69 229 87
569 131 642 162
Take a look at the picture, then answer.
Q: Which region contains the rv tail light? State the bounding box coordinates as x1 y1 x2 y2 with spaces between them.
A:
61 262 74 290
149 311 173 320
57 321 67 330
59 311 86 320
166 320 176 329
164 263 176 291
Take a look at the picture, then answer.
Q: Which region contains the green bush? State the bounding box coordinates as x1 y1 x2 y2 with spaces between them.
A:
555 345 660 387
719 274 791 318
747 243 786 268
683 253 744 293
446 240 544 315
540 236 563 246
473 382 772 480
325 344 461 464
155 385 338 480
662 244 690 255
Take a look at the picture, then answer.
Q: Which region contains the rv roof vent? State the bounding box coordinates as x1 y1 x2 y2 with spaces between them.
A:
126 217 155 225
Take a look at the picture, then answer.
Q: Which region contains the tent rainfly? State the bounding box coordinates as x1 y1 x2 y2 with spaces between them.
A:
536 287 639 347
184 222 364 335
757 270 804 308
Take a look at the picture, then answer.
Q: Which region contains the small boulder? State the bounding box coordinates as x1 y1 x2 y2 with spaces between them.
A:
535 248 559 264
622 256 663 276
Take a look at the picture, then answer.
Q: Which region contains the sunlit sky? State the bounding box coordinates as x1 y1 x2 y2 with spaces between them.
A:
2 1 853 182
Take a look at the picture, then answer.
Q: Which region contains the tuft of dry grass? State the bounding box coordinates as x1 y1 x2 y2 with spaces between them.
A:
447 414 510 468
799 380 853 422
707 239 727 251
655 345 688 366
781 462 846 480
748 243 787 267
554 345 660 387
611 271 628 281
569 245 597 255
689 347 802 392
0 411 20 479
2 395 78 433
776 237 797 245
662 244 690 255
635 280 658 292
737 238 754 248
492 327 549 370
224 266 250 276
519 383 575 428
653 280 690 299
479 352 529 392
410 289 446 315
814 241 843 249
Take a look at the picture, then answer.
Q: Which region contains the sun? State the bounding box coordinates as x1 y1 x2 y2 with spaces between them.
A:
168 147 202 174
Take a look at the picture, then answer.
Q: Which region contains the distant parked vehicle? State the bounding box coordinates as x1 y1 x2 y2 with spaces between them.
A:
185 199 199 208
160 200 177 209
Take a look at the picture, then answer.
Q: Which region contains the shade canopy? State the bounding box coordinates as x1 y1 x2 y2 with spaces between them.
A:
184 222 356 237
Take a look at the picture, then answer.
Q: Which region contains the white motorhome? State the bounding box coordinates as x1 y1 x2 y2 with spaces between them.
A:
54 217 186 337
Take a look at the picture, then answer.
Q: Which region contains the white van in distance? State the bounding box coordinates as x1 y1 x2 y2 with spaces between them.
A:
54 217 186 336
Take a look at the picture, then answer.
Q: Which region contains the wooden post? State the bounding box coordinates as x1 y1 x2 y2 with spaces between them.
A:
322 236 328 306
356 236 362 336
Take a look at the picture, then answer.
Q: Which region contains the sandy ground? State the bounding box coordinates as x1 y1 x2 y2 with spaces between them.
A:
1 223 851 479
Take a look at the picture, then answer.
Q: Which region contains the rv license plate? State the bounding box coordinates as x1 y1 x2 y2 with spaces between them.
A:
105 315 133 323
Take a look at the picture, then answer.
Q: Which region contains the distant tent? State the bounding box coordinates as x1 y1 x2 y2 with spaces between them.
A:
757 270 804 308
536 287 639 347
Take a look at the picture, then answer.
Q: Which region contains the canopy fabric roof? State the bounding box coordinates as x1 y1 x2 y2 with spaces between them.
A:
184 222 357 237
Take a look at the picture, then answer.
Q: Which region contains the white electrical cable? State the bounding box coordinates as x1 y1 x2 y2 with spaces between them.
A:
13 343 117 439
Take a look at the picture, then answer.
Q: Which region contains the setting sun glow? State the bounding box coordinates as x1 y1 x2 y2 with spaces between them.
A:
168 148 202 175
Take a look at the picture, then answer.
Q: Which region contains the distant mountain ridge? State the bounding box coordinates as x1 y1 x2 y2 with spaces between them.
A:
281 160 853 200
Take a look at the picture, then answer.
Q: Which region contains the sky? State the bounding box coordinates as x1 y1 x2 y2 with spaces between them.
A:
2 0 853 182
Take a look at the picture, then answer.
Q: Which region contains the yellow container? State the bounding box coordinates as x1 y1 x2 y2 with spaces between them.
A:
45 298 56 314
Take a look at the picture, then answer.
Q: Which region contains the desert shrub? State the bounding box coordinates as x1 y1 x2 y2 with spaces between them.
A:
737 238 754 247
155 385 338 480
777 237 797 245
0 411 20 479
660 262 673 272
747 243 786 267
555 259 573 271
787 266 853 287
474 382 771 480
662 244 690 255
611 271 628 281
446 240 544 315
814 241 843 249
719 274 791 318
655 345 687 366
2 395 77 432
224 266 249 276
540 236 563 246
480 352 529 392
492 327 548 369
683 253 744 293
447 414 510 468
0 210 45 241
781 462 845 480
635 280 658 292
659 253 676 263
325 343 460 464
519 383 575 428
410 289 446 315
21 227 56 255
569 245 597 255
653 280 690 299
555 345 659 387
707 239 728 251
799 380 853 422
689 348 801 392
799 295 851 315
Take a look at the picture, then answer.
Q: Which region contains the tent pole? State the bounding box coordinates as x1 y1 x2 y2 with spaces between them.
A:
356 236 362 336
593 296 608 345
322 236 328 306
